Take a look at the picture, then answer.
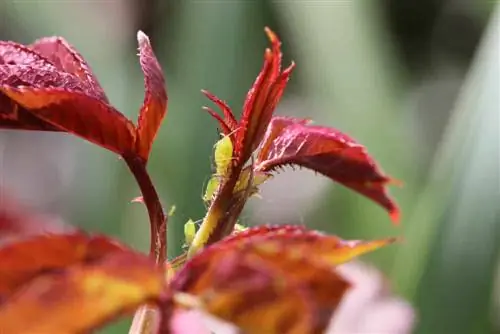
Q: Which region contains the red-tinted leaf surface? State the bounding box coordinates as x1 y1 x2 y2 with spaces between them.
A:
235 28 295 164
166 244 349 334
29 36 108 102
0 252 163 333
202 90 238 138
214 225 398 267
0 233 165 333
0 91 60 131
0 41 57 69
0 38 136 155
135 31 167 162
0 41 73 131
256 117 400 222
1 32 168 159
202 28 294 166
1 87 136 155
163 226 395 333
0 233 124 298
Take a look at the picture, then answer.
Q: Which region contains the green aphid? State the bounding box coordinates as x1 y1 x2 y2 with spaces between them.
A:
184 219 197 247
214 134 233 177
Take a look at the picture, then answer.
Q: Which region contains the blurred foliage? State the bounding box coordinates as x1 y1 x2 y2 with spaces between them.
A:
0 0 498 333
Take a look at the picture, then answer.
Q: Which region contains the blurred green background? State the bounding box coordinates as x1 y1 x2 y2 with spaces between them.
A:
0 1 498 333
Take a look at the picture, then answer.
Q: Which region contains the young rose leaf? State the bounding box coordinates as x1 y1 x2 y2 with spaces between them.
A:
29 36 108 102
135 31 167 162
0 251 164 333
0 92 60 130
256 117 400 222
164 237 350 334
0 87 136 155
211 225 398 267
235 28 295 164
0 32 167 159
202 90 238 137
0 233 125 297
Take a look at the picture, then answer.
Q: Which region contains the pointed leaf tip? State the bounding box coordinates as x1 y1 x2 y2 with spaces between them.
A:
264 27 279 46
256 118 400 221
136 29 167 162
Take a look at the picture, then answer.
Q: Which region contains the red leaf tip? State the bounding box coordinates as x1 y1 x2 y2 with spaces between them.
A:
390 208 401 225
264 27 280 47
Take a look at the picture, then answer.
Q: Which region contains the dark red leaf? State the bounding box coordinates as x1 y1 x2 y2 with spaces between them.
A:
202 89 238 137
0 86 136 155
0 91 60 130
256 117 400 222
29 36 108 103
236 28 294 165
0 41 56 69
0 33 170 158
135 31 167 162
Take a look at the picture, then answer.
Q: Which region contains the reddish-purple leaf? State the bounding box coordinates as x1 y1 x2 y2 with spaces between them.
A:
0 41 56 69
29 36 108 103
135 31 167 162
235 28 294 165
202 89 238 137
0 91 60 131
1 32 168 159
1 86 136 155
0 41 136 155
256 117 400 222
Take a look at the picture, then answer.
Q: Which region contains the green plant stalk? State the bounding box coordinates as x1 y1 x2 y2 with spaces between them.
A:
187 168 242 258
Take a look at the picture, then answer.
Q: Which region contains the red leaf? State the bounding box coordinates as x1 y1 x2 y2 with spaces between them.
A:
166 237 350 334
135 31 167 162
0 91 60 130
0 41 136 154
256 117 400 222
1 33 169 159
0 239 164 333
1 86 136 155
0 41 56 69
29 36 108 103
202 89 238 137
162 226 396 333
0 233 125 298
208 225 398 267
235 28 294 165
